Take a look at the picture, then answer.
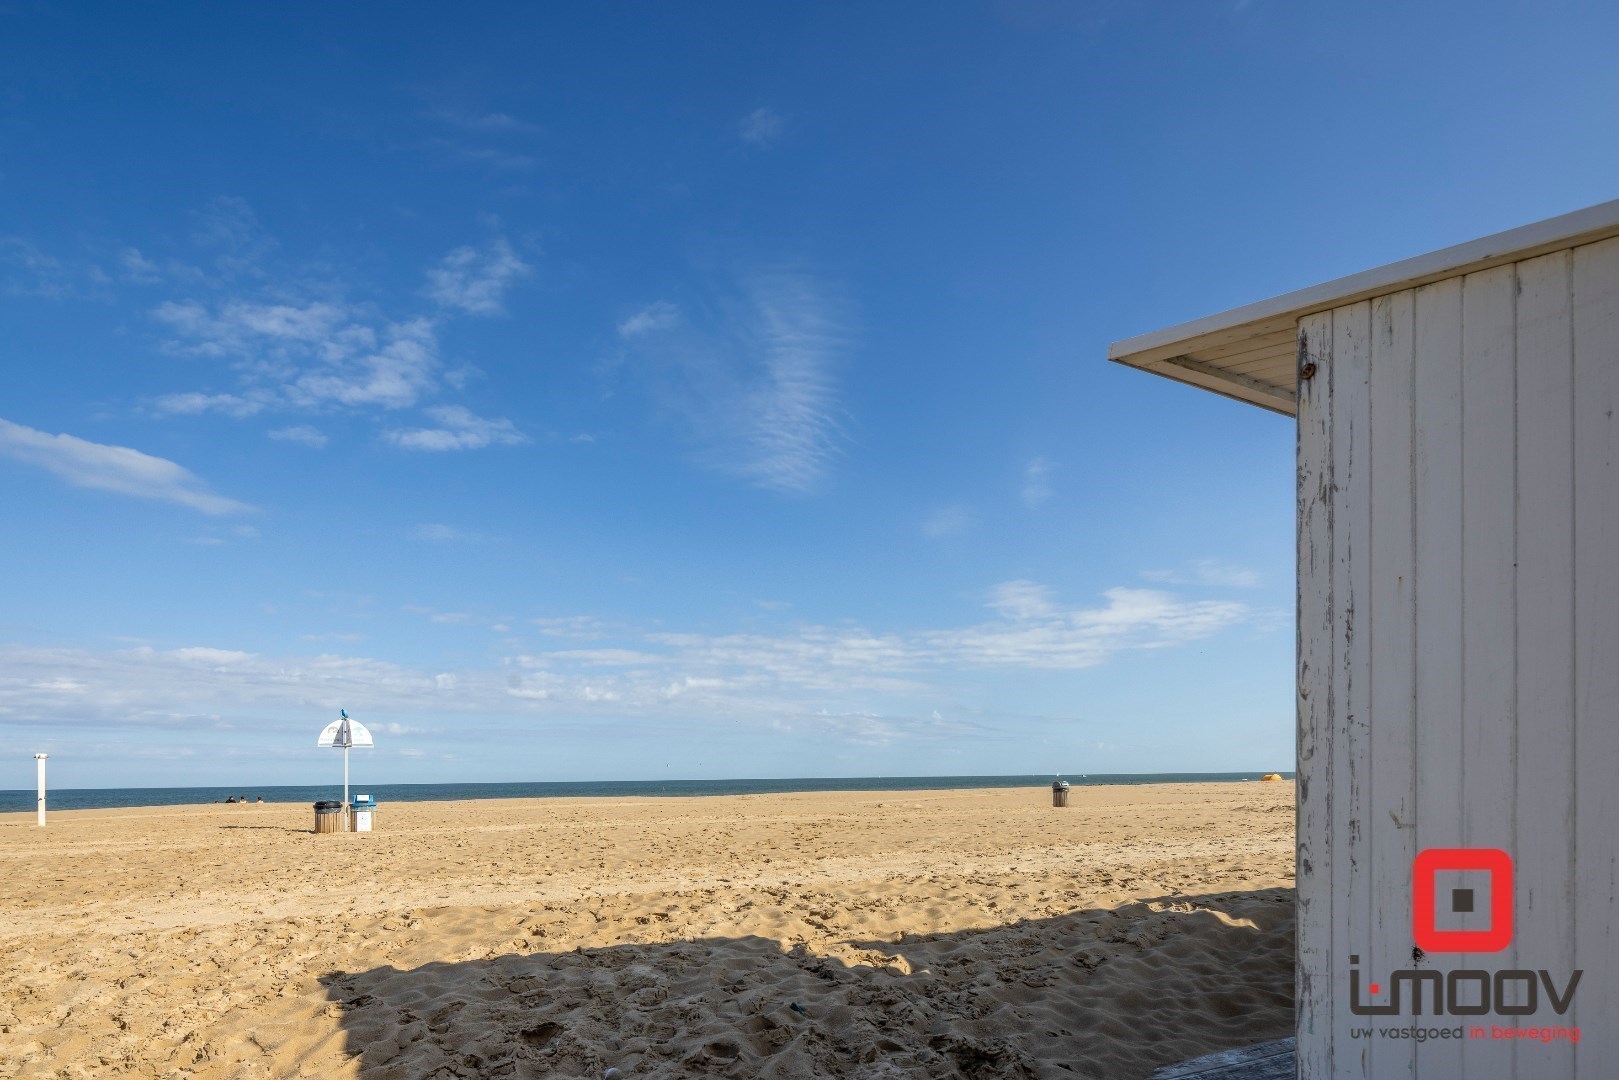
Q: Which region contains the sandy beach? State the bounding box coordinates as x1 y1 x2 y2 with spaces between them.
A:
0 782 1294 1079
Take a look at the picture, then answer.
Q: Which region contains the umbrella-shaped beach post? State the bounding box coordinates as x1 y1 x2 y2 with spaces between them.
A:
316 709 374 807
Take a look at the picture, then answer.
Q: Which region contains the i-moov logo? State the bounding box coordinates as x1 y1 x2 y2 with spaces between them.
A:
1346 848 1583 1047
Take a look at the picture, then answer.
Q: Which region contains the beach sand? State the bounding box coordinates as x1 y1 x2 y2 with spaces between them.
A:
0 782 1295 1079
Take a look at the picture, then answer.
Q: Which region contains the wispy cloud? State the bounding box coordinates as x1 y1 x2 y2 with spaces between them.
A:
383 405 528 451
739 107 784 146
429 108 540 135
414 522 477 542
0 237 73 298
922 505 975 538
425 138 537 172
618 271 849 495
150 293 435 413
146 204 530 421
287 318 439 409
0 581 1252 742
268 424 328 448
986 580 1055 619
618 301 679 338
1143 559 1263 589
188 195 276 275
1022 456 1053 507
423 107 541 172
153 298 352 356
424 237 530 316
0 418 252 515
733 274 846 493
152 391 269 418
119 247 163 284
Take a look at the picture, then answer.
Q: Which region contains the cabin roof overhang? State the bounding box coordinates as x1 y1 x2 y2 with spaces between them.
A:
1108 198 1619 417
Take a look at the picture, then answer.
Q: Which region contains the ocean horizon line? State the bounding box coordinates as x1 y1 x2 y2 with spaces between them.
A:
0 770 1293 814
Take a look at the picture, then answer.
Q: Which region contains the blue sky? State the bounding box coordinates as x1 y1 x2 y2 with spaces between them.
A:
4 2 1617 789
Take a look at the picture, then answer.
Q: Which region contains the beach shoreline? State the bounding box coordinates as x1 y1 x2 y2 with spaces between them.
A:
2 782 1295 1078
0 772 1296 815
0 777 1292 819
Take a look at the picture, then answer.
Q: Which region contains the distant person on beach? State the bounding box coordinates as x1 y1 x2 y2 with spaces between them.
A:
255 796 265 804
225 796 236 804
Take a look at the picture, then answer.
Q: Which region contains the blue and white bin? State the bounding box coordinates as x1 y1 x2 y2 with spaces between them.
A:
350 794 377 832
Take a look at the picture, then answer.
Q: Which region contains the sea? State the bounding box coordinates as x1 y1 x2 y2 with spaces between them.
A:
0 771 1292 814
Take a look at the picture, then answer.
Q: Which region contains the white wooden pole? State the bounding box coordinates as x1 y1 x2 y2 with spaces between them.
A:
343 744 349 808
34 753 47 827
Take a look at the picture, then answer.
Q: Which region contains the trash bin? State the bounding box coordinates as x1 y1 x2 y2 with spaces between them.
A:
349 795 377 833
1052 779 1070 808
314 800 344 833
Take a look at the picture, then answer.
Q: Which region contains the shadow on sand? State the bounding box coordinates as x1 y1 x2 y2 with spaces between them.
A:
319 888 1293 1080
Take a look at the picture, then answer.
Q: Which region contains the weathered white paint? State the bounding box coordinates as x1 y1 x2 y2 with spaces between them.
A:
1295 234 1619 1077
1513 247 1576 1077
1571 236 1619 1079
1295 308 1334 1079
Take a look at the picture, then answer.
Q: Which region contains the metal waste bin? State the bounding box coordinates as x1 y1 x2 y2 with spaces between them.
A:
349 795 377 833
314 800 344 833
1052 779 1070 808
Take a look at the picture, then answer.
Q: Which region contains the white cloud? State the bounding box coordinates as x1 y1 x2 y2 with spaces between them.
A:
424 237 530 316
120 247 163 284
739 107 784 146
987 580 1056 620
288 318 439 409
0 237 72 298
188 196 276 275
530 615 614 640
619 271 848 496
618 301 679 338
921 505 975 538
733 275 846 493
268 424 328 448
154 299 351 354
0 582 1251 741
1022 456 1053 507
919 587 1246 669
430 108 539 135
414 523 467 541
146 203 532 421
426 139 538 172
154 391 268 418
1143 559 1263 589
0 418 252 515
1192 559 1263 588
383 405 528 451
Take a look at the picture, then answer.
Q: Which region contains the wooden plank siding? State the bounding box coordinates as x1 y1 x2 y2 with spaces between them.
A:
1295 309 1335 1078
1296 236 1619 1077
1410 275 1467 1079
1330 300 1373 1077
1366 289 1417 1080
1571 236 1619 1077
1513 248 1576 1078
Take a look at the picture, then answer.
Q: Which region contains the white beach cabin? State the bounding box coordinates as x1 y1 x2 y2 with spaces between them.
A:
1110 200 1619 1079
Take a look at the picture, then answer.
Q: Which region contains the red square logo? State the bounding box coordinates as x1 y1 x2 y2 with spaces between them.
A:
1412 848 1513 953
